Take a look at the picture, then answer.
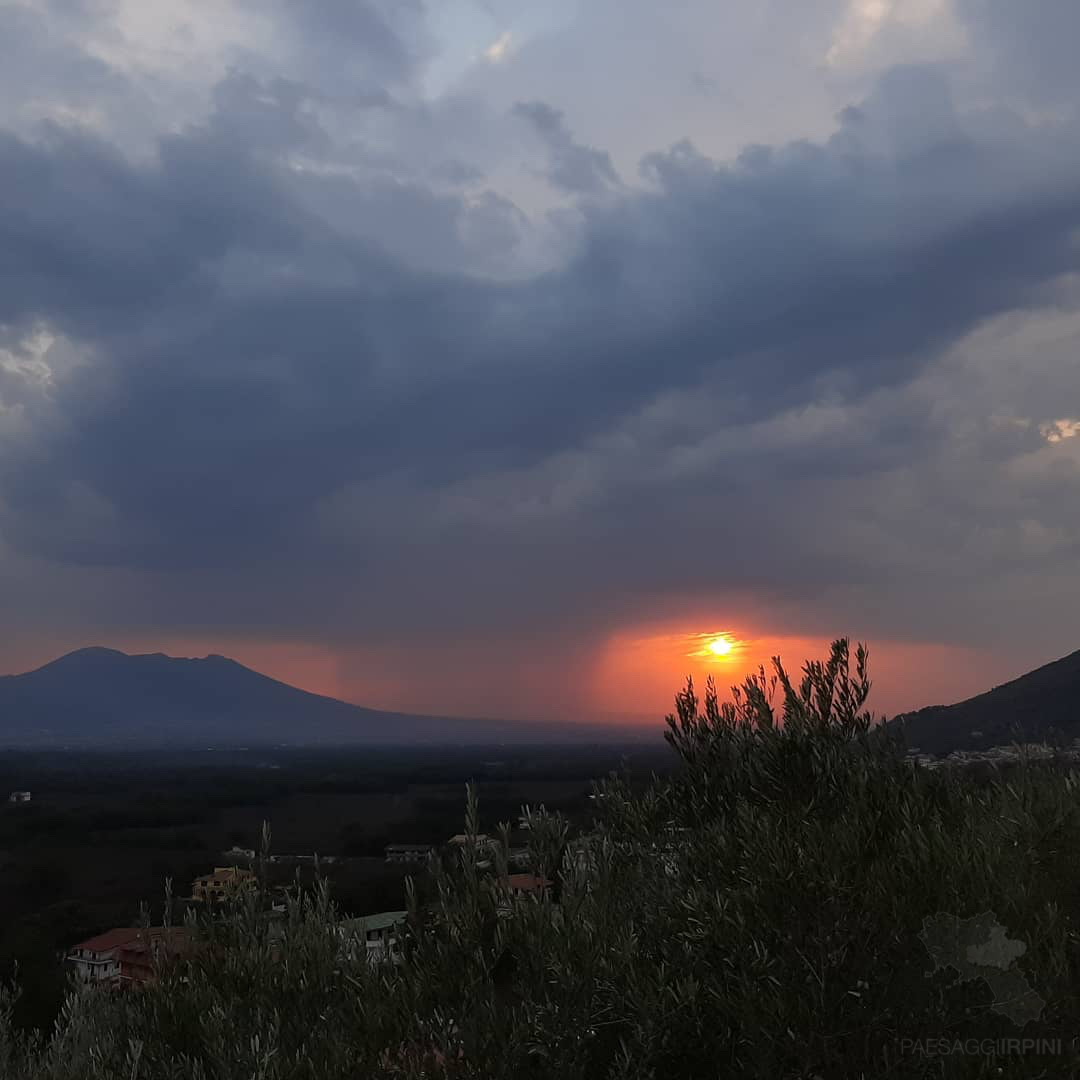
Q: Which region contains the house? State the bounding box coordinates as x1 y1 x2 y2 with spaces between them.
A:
68 924 192 989
192 865 257 903
340 910 408 965
447 834 496 868
502 873 552 900
447 833 491 848
116 928 191 988
7 791 31 804
68 927 192 987
68 928 143 983
384 843 435 865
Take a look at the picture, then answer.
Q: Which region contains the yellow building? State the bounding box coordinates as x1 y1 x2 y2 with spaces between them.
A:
192 866 256 903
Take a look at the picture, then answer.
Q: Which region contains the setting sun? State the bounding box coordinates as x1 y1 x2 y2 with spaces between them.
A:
707 636 733 656
682 631 745 662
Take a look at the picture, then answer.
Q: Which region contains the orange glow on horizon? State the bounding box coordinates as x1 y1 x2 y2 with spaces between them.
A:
3 624 1023 734
686 632 743 661
588 624 772 724
588 621 1014 728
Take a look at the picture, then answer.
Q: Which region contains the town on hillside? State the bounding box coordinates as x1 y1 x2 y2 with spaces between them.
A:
65 828 559 990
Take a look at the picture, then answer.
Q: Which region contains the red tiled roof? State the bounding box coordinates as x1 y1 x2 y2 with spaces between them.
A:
504 873 551 892
194 867 254 883
73 926 190 956
119 928 190 955
72 928 143 954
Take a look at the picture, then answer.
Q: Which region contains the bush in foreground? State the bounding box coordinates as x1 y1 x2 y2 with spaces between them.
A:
3 638 1080 1078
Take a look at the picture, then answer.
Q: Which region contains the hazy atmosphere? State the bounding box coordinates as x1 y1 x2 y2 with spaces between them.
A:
4 0 1080 724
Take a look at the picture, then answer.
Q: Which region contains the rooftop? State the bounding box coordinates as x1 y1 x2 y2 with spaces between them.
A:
118 927 191 954
504 874 552 893
194 866 255 882
342 911 408 934
71 927 143 954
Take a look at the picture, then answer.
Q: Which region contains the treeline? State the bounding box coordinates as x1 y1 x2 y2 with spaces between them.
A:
3 639 1080 1078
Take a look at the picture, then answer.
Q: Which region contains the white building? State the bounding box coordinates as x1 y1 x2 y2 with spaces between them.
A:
447 833 491 848
385 843 435 865
340 911 407 965
67 928 142 983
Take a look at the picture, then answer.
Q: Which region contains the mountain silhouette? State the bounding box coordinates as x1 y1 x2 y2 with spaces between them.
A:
0 647 628 747
893 648 1080 753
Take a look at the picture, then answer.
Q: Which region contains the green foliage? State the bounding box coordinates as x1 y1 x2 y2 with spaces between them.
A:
4 639 1080 1077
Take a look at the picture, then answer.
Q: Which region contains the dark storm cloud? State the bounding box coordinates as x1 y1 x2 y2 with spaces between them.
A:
0 120 303 338
3 6 1080 651
234 0 428 99
513 101 621 194
959 0 1080 105
0 2 127 125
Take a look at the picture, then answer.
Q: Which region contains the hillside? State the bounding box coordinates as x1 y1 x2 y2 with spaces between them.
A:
0 647 631 748
893 647 1080 754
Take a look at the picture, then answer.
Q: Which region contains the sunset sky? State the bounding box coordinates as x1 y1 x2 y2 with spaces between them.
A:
2 1 1080 728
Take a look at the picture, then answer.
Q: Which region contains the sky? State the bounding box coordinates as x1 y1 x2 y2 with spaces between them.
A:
2 0 1080 727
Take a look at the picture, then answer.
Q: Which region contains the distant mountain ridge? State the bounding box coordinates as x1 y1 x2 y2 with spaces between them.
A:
892 647 1080 754
0 647 638 747
10 643 1075 753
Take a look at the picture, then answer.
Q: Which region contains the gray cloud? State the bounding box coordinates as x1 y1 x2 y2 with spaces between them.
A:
1 1 1080 703
234 0 428 96
513 100 620 194
0 2 129 134
959 0 1080 106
